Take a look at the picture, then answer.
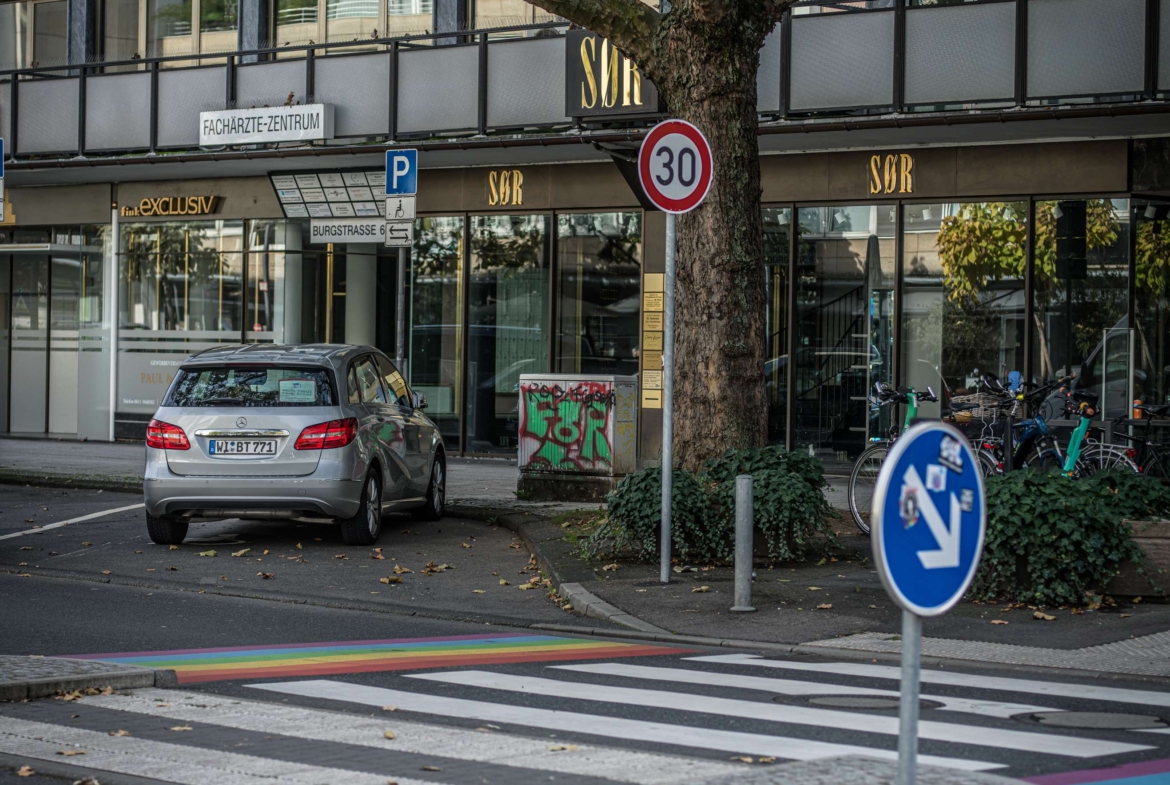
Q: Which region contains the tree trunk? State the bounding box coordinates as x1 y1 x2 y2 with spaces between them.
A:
647 16 772 471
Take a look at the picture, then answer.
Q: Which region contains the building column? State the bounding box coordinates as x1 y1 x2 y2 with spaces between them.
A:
283 224 303 345
67 0 98 66
432 0 468 46
238 0 270 62
345 244 377 347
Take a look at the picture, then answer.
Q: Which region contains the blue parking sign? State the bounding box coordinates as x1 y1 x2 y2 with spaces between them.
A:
385 149 417 195
872 421 986 617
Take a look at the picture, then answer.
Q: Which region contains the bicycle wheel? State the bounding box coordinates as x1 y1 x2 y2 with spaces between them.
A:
1080 444 1139 476
976 448 1001 477
848 445 888 536
1141 450 1169 480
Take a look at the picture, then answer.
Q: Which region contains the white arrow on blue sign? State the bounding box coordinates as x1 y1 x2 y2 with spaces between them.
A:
385 149 417 196
871 421 986 617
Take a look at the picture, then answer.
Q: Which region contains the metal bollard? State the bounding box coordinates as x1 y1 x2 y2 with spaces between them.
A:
730 474 756 613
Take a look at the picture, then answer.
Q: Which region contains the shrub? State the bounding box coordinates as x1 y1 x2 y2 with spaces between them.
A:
970 468 1163 605
587 446 836 565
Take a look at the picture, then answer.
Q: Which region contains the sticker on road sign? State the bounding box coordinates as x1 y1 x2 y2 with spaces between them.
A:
637 120 712 214
386 195 416 221
385 149 418 196
385 221 413 247
872 421 986 617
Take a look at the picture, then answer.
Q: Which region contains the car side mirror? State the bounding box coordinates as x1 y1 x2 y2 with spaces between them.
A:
411 391 428 411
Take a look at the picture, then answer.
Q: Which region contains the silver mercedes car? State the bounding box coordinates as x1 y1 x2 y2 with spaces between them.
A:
143 344 445 546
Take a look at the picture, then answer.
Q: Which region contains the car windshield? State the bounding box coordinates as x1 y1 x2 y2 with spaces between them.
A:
165 366 337 407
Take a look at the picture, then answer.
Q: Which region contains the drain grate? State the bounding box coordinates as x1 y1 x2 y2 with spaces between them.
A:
1029 711 1167 730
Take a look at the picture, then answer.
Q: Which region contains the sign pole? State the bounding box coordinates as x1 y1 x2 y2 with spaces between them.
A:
897 609 922 785
396 246 407 375
659 212 677 584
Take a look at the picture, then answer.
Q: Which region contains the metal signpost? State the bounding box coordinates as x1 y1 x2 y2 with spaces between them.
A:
637 120 713 584
1 138 6 219
871 421 987 784
386 149 418 375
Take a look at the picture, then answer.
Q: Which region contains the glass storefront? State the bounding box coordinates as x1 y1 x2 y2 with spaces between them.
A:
1134 201 1170 415
763 207 790 446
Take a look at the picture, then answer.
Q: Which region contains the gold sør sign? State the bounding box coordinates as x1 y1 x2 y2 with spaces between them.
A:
868 153 914 195
487 170 524 206
120 196 220 218
565 30 661 119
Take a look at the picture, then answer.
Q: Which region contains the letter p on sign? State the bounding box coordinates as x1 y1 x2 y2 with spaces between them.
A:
385 149 418 196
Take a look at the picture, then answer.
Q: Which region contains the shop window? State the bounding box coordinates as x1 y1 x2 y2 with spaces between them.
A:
326 0 378 42
1031 199 1131 419
275 0 317 46
409 216 463 451
762 207 790 446
794 205 895 464
467 214 549 453
902 202 1026 420
1134 202 1170 413
386 0 429 35
555 212 641 377
473 0 559 31
246 220 286 342
0 0 67 69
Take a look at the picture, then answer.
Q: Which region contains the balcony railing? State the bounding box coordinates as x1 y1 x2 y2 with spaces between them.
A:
0 0 1166 160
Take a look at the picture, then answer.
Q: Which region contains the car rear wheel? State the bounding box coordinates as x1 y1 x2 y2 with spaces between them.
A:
340 472 382 546
411 456 445 522
146 513 189 545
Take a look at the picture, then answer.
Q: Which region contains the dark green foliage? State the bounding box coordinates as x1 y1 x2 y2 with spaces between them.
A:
586 446 836 564
971 469 1165 605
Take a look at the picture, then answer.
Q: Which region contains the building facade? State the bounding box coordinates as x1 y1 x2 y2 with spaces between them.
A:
0 0 1168 468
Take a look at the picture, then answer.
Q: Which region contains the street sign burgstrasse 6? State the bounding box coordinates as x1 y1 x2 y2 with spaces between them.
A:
872 421 986 616
385 149 418 196
637 120 712 214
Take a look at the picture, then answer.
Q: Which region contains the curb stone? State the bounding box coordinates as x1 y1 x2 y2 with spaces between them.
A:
0 655 177 701
0 469 141 494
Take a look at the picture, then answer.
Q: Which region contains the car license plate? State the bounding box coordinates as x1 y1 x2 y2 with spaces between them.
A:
209 439 276 456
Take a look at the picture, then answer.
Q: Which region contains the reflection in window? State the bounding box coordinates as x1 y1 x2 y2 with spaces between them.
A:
275 0 317 46
148 0 192 56
555 212 641 377
1031 199 1130 419
1134 202 1170 412
200 0 237 32
795 206 894 463
763 208 790 446
468 214 549 453
902 202 1026 419
409 216 463 450
473 0 560 31
246 221 286 341
387 0 431 35
326 0 378 41
31 0 64 65
103 0 140 63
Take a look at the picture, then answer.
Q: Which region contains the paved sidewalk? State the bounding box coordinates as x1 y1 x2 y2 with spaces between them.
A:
0 655 167 701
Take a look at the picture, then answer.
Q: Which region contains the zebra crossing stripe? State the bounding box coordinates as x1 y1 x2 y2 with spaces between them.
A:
553 662 1053 719
81 688 743 785
408 670 1149 759
0 716 429 785
249 679 1003 772
687 654 1170 710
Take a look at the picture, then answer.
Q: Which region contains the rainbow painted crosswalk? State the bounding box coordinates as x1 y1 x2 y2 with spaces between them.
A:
67 633 690 684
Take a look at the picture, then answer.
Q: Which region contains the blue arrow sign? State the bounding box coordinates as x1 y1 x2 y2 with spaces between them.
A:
872 421 986 617
385 149 417 196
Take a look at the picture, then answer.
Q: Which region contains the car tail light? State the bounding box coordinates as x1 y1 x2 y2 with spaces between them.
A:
146 419 190 450
295 418 358 450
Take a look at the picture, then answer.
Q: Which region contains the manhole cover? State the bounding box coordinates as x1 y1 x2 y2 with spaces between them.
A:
791 695 942 711
1030 712 1167 730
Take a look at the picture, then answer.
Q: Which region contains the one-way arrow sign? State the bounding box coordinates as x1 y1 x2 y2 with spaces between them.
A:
385 221 413 248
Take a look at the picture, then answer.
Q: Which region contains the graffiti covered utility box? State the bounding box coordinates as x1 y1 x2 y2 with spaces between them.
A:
517 375 638 500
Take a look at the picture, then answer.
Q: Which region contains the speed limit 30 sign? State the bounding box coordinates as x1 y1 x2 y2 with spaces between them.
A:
638 119 713 214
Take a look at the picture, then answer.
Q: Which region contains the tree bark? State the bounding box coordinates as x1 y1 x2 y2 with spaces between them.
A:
525 0 789 471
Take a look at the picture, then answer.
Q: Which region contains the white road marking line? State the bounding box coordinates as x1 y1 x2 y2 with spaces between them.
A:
0 716 433 785
250 678 1003 772
82 688 742 785
408 670 1148 759
553 662 1053 719
688 653 1170 710
0 503 144 541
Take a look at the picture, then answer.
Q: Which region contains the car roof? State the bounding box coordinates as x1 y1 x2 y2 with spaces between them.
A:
180 344 381 369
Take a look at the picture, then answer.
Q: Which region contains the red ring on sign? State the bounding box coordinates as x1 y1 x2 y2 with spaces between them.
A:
637 119 713 214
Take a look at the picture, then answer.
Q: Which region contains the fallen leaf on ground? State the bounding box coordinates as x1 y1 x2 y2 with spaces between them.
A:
134 550 143 554
602 563 620 572
420 766 442 772
334 554 348 560
672 565 697 573
472 589 486 594
100 570 111 575
1134 596 1143 604
991 619 1009 625
372 548 385 560
16 573 31 578
1033 611 1056 621
730 756 754 763
807 586 822 591
517 583 536 590
421 562 450 576
383 730 396 739
56 750 86 756
692 586 710 593
380 576 402 584
257 572 274 579
758 756 777 763
1120 613 1133 618
165 566 178 571
263 550 270 555
168 545 178 550
19 547 32 551
548 744 580 752
499 579 510 586
382 706 397 711
509 541 522 549
197 550 216 557
816 603 833 610
109 730 131 737
393 565 411 574
82 542 93 547
16 765 34 776
17 562 26 567
296 543 303 550
168 726 193 732
231 548 250 557
1071 607 1084 615
461 543 472 549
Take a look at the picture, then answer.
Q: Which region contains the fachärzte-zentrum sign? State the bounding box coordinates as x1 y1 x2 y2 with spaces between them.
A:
200 104 335 146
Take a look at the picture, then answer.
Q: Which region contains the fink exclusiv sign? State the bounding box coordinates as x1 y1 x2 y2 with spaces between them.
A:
199 104 335 146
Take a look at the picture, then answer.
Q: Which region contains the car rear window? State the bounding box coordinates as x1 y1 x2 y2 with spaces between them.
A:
165 366 337 407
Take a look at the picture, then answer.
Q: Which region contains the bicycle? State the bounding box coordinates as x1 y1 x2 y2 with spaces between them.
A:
846 382 939 535
973 374 1071 475
1110 403 1170 479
